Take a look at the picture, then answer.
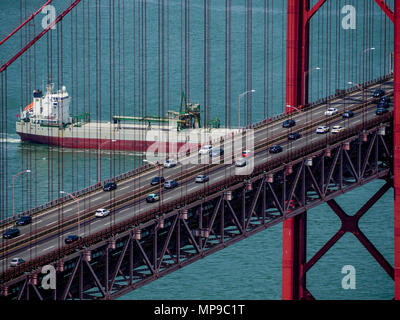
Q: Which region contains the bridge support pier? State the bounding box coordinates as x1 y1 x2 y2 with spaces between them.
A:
282 211 314 300
283 0 326 300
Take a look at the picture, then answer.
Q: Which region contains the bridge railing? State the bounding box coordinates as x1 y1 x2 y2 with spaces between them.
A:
1 73 393 229
0 162 154 228
0 109 393 285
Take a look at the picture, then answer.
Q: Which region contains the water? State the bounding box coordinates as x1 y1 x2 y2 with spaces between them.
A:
0 0 395 299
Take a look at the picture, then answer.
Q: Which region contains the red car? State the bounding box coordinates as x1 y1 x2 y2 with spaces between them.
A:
242 150 252 158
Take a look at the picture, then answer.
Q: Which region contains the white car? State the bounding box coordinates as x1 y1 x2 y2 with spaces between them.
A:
95 208 110 218
164 159 177 168
316 126 330 134
331 125 344 134
10 257 25 267
195 175 209 183
324 108 338 116
198 145 212 155
235 157 247 167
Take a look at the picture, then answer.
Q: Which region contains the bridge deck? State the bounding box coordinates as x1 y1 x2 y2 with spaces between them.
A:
0 75 394 287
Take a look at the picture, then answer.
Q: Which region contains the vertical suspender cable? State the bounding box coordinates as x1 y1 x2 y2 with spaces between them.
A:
180 0 183 95
207 0 211 128
145 0 147 119
109 0 112 180
122 0 126 172
74 0 79 192
225 0 228 128
167 0 170 114
83 0 87 191
203 0 207 128
71 0 75 192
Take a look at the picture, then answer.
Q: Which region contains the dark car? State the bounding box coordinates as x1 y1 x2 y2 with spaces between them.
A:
377 100 389 108
64 235 81 244
373 89 385 98
380 96 391 104
342 110 354 118
288 132 301 141
151 176 165 186
3 228 20 239
282 119 296 128
376 107 389 115
164 180 179 189
16 215 32 226
103 182 117 191
269 145 283 154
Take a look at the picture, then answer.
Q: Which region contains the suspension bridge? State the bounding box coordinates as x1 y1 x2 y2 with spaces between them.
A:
0 0 398 300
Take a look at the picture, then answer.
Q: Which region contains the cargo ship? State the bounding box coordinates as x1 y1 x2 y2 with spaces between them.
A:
16 84 232 153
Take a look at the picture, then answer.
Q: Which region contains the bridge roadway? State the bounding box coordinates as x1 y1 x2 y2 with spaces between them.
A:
0 78 394 273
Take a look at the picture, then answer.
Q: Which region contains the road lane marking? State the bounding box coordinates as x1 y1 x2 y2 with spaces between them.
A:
42 245 55 252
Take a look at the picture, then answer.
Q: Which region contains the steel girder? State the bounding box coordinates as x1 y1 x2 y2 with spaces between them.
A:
0 121 393 300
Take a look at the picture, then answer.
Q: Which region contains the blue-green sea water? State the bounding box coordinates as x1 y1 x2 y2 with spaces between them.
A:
0 0 395 299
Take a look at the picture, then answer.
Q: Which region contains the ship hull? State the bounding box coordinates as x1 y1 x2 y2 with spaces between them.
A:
17 131 199 153
15 121 233 153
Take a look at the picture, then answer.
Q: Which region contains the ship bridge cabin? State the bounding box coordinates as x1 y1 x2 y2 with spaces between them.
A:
22 84 72 126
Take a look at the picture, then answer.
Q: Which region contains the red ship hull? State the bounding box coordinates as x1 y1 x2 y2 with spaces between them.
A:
17 132 200 153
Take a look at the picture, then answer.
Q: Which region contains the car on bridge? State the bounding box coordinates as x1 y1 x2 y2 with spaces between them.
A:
3 228 20 239
282 119 296 128
315 126 329 134
146 193 160 203
10 257 25 267
324 107 338 116
288 132 301 140
331 125 344 134
342 110 354 118
377 99 390 109
64 235 81 244
373 89 385 98
95 208 110 218
380 96 391 103
16 215 32 226
164 159 177 168
269 145 283 154
235 157 247 167
151 176 165 185
103 182 117 191
198 145 213 155
376 107 389 115
210 148 224 157
195 175 209 183
242 149 253 158
164 180 179 189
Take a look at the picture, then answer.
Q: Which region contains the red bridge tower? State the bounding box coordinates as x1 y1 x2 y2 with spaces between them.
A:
283 0 400 300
